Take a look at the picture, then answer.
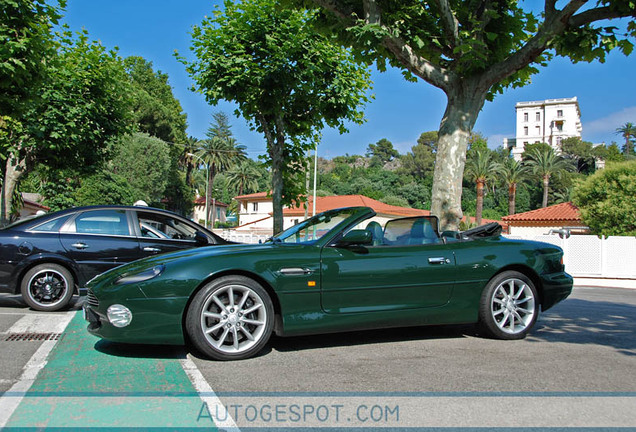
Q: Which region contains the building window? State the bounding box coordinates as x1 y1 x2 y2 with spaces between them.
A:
557 109 563 117
523 112 528 122
556 137 562 148
536 112 540 121
555 121 563 132
535 126 541 135
524 126 528 136
252 202 258 212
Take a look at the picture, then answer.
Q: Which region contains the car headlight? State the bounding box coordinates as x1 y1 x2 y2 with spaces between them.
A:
115 264 165 285
107 304 133 327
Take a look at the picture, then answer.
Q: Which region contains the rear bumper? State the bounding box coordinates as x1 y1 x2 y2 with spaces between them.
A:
540 271 573 311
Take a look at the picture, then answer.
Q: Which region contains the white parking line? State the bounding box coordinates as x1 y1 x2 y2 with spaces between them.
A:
180 355 239 431
6 313 74 334
0 311 75 428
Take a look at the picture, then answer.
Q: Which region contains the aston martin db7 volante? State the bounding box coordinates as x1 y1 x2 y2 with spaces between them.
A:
84 206 572 360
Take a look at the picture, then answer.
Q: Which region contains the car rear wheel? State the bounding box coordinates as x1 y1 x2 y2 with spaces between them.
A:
20 264 75 311
186 276 274 361
478 271 539 340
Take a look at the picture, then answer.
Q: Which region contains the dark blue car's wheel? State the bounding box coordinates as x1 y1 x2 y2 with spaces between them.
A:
478 271 539 340
186 275 274 361
20 264 75 311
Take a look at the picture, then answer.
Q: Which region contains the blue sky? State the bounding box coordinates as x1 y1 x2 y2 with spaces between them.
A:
61 0 636 159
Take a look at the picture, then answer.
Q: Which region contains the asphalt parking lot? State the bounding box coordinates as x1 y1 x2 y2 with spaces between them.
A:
0 286 635 429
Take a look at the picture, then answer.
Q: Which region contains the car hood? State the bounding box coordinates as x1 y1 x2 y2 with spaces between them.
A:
86 242 284 287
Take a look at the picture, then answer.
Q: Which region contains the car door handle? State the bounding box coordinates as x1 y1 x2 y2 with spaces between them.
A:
143 247 161 253
428 257 451 264
279 267 314 276
71 242 89 250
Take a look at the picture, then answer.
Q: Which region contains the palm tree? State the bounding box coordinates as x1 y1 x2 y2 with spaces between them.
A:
493 158 528 215
194 113 247 226
196 137 246 226
615 122 636 156
227 161 260 196
464 150 495 225
525 147 573 208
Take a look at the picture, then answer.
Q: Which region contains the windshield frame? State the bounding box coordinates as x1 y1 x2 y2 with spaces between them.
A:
269 207 374 246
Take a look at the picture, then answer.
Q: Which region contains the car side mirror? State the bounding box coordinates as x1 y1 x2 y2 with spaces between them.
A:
337 229 373 247
194 231 209 246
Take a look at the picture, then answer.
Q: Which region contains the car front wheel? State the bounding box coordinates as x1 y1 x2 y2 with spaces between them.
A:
20 264 75 311
478 271 539 340
186 276 274 361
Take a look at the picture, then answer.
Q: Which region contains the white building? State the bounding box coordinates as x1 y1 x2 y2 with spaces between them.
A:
503 97 582 161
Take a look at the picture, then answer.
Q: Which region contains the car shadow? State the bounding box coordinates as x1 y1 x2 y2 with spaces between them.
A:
0 293 85 311
270 323 476 354
0 294 28 309
528 298 636 356
94 339 188 360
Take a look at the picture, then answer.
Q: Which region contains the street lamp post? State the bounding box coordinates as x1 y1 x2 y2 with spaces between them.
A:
188 153 210 229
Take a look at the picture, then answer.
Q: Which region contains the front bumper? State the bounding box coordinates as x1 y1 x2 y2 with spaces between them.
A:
84 296 189 345
540 271 574 311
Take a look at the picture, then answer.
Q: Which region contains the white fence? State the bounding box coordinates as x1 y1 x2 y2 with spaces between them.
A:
214 230 270 244
504 234 636 279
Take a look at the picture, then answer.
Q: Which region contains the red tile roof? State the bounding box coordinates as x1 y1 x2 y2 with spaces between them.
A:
194 197 228 207
234 192 271 201
502 202 582 224
283 195 430 217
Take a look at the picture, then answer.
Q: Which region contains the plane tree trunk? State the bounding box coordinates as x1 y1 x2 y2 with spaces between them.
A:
1 144 29 225
431 81 488 230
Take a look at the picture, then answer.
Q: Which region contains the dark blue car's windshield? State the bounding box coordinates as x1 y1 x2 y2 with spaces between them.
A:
270 209 358 244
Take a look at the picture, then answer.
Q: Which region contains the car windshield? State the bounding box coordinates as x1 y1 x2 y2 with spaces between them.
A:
271 208 358 244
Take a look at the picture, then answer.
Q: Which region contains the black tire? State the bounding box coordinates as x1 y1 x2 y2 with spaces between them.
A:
20 264 75 312
478 270 539 340
186 275 274 361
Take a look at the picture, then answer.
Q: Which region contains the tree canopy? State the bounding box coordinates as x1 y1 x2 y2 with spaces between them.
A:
181 0 372 233
294 0 636 229
1 18 133 223
573 160 636 236
124 56 188 144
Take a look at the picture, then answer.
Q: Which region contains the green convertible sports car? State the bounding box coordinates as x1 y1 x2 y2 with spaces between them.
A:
84 206 572 360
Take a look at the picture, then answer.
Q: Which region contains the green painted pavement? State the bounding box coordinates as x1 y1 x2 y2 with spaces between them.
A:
5 311 218 429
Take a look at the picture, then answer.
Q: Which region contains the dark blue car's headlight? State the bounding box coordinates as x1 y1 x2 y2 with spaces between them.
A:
115 264 165 285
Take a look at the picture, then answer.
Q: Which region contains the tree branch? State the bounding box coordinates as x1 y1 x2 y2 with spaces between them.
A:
382 36 453 91
545 0 557 19
310 0 452 91
434 0 460 49
480 0 587 90
310 0 357 21
570 6 636 28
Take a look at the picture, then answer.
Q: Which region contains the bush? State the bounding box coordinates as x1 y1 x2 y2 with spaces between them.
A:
572 160 636 236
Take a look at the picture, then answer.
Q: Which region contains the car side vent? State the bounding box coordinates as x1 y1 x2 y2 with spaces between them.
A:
87 289 99 307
